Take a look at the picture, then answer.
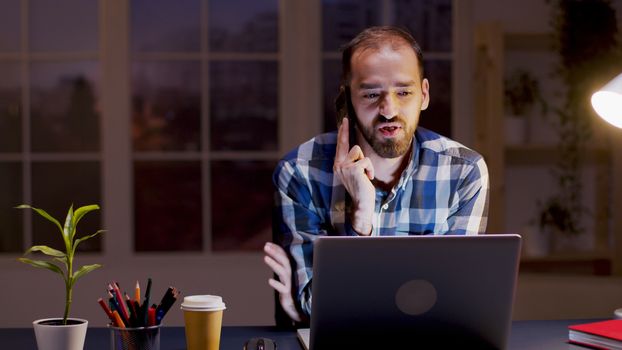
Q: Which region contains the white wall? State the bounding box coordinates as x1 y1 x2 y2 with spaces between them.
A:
473 0 551 32
514 274 622 320
1 254 275 327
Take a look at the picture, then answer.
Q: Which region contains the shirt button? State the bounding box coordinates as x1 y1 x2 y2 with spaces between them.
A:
382 204 388 210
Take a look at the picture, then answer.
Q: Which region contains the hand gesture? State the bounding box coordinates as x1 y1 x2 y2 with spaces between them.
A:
263 242 304 323
333 118 375 235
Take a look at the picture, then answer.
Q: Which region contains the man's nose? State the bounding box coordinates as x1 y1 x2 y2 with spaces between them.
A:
378 93 398 119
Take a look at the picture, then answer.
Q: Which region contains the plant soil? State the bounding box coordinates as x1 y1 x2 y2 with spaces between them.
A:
36 319 85 326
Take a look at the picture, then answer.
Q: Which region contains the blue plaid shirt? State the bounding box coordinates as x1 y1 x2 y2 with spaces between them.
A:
272 127 489 316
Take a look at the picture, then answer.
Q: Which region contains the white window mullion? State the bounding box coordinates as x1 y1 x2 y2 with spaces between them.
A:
381 0 394 25
21 0 32 251
201 0 212 254
100 0 133 262
452 0 474 146
28 52 99 61
133 52 278 61
279 0 322 153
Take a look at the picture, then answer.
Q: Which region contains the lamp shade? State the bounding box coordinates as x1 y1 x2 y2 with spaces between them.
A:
591 72 622 128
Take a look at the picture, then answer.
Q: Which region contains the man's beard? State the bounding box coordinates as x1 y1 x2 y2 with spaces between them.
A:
357 115 416 158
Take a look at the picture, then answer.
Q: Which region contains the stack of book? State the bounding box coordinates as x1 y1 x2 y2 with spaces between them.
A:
568 319 622 350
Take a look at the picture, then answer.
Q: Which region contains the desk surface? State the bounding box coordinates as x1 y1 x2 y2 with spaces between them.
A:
3 320 592 349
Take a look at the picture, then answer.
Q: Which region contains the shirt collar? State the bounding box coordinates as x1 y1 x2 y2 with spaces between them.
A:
395 131 420 190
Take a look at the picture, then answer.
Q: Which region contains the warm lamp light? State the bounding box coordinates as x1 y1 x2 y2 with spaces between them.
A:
591 73 622 128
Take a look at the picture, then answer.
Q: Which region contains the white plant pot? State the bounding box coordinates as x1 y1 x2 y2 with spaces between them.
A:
522 225 550 257
33 318 88 350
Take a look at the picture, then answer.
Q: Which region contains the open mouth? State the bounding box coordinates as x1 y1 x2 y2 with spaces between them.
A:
378 125 402 137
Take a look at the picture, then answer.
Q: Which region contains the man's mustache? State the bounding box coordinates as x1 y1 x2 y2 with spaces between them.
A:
374 115 406 127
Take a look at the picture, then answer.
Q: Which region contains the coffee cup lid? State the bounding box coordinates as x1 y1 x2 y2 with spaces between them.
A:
180 295 226 311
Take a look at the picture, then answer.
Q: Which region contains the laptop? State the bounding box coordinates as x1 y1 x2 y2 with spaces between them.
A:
296 234 521 349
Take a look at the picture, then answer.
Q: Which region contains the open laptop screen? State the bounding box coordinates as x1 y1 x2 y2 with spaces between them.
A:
305 234 521 349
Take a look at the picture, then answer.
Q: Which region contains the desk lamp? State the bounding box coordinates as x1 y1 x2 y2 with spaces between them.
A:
592 73 622 128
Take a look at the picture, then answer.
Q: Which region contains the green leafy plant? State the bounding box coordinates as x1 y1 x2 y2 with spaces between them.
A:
504 69 548 117
17 204 105 325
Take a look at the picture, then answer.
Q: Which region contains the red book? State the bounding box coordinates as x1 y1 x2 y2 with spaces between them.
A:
569 319 622 350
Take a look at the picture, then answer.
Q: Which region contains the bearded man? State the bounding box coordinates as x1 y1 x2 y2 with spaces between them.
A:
265 26 490 324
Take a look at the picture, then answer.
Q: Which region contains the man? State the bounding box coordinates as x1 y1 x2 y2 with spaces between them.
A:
264 26 489 324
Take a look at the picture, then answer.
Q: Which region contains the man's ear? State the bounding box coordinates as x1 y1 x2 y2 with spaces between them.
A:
421 78 430 111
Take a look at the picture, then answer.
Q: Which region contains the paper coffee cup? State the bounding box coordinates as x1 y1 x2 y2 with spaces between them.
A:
181 295 226 350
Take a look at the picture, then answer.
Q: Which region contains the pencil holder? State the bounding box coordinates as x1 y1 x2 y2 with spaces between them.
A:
109 325 161 350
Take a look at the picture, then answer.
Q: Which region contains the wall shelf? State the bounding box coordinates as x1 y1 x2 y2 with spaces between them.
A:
520 256 611 276
505 145 610 165
520 239 612 276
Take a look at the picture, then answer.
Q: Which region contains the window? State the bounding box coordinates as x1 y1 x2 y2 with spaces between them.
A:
0 0 101 253
130 0 279 252
0 0 455 255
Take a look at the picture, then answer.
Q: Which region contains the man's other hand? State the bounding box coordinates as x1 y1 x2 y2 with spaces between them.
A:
263 242 304 323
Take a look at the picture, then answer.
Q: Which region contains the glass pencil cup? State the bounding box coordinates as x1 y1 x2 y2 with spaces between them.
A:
109 324 161 350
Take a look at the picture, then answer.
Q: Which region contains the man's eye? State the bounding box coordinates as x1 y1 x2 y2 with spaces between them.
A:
363 93 379 99
397 91 413 97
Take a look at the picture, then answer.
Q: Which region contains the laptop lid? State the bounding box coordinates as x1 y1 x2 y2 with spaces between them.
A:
307 234 521 349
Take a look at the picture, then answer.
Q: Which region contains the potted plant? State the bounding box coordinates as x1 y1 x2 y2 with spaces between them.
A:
17 204 105 350
504 68 548 145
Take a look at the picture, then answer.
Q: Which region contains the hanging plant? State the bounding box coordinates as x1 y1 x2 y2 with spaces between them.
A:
542 0 621 235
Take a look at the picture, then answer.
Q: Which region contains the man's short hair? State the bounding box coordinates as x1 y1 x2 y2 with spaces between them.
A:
335 26 425 126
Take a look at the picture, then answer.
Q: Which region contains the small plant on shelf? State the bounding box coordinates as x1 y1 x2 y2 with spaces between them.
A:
504 69 548 118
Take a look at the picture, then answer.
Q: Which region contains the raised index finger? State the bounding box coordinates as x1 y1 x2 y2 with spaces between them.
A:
335 117 350 163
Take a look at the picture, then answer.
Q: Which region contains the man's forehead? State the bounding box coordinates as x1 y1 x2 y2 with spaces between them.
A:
350 39 417 61
350 43 422 82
